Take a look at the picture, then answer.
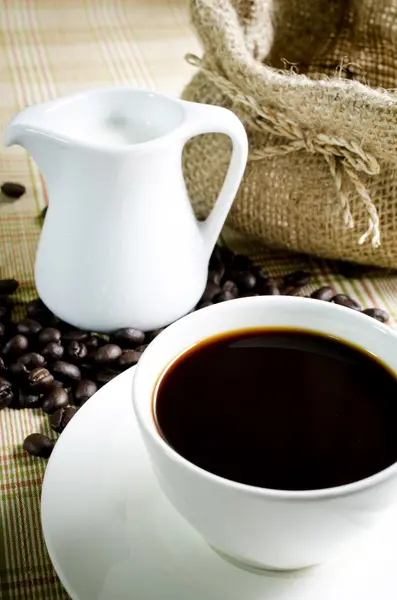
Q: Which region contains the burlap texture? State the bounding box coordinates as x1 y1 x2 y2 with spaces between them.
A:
182 0 397 268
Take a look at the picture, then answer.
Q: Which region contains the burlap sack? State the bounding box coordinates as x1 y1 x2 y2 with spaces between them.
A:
182 0 397 268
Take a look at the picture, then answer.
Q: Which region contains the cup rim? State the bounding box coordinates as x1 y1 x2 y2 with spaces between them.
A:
133 296 397 501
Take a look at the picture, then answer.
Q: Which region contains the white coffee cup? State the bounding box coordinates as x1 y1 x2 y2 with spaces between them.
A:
133 296 397 571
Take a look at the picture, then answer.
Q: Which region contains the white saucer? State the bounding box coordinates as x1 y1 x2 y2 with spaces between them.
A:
42 367 397 600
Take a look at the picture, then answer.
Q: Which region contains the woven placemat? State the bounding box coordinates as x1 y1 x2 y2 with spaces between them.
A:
1 2 397 599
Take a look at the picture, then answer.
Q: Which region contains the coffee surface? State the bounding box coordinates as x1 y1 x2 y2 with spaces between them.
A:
154 328 397 491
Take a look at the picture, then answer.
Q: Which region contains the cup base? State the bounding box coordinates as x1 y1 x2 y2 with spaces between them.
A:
210 545 318 574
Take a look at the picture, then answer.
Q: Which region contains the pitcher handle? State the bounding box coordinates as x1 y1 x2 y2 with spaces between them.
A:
180 101 248 256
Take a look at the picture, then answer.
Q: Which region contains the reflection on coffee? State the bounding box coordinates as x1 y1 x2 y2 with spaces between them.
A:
154 328 397 491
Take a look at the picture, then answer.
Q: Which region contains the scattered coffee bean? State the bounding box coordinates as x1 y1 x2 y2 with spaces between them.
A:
75 379 98 405
118 349 141 369
15 318 42 336
282 286 302 296
0 298 12 320
41 387 69 414
96 369 120 384
201 281 222 302
26 298 47 317
0 376 13 409
234 271 256 291
41 341 64 360
251 266 269 282
332 294 362 311
222 280 239 298
310 286 334 301
38 327 61 345
23 433 54 458
50 406 78 434
2 334 29 357
67 340 88 361
113 328 145 348
62 329 89 342
0 357 6 373
8 362 28 378
0 279 19 295
15 388 41 409
52 380 64 388
135 344 148 353
257 281 280 296
208 269 223 286
362 308 390 323
84 335 103 350
17 352 45 369
94 344 122 364
1 181 26 199
283 271 311 288
52 361 81 383
28 367 54 392
214 291 235 303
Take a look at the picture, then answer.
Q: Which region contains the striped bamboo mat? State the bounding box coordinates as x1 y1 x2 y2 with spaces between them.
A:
1 1 397 599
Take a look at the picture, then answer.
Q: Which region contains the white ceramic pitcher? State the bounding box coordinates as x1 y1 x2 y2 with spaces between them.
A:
4 88 248 332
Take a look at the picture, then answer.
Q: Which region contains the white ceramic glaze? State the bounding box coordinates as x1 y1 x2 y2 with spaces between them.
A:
42 367 397 599
133 296 397 571
3 88 248 332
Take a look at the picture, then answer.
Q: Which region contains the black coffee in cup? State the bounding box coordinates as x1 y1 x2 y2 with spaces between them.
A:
154 328 397 491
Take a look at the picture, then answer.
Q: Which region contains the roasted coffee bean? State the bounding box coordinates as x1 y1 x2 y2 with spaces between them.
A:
84 335 103 350
94 344 122 364
2 334 28 357
52 380 64 388
67 340 88 361
96 369 120 384
42 341 64 360
135 344 148 353
201 281 221 302
26 298 47 317
62 329 89 342
362 308 390 323
234 271 256 291
197 300 213 310
1 181 26 199
17 352 45 369
38 327 61 345
214 291 236 303
282 286 302 297
8 362 28 378
52 361 81 383
222 280 239 298
23 433 54 458
118 349 141 369
28 367 54 392
0 376 13 409
251 266 269 282
145 328 165 343
310 286 334 301
16 318 42 336
283 271 311 288
0 357 6 373
332 294 362 311
113 328 145 348
208 269 223 286
0 298 12 320
0 279 19 295
75 379 98 405
257 281 280 296
41 387 69 414
15 388 41 409
50 406 78 434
